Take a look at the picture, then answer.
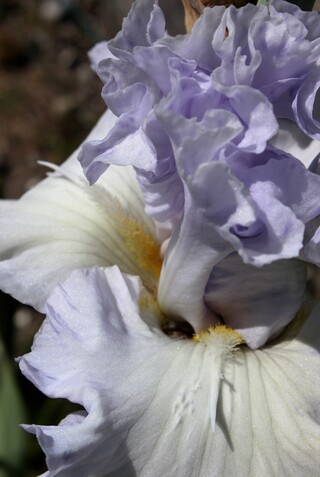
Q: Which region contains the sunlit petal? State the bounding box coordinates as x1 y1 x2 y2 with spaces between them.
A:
269 118 320 168
19 267 320 477
0 111 160 311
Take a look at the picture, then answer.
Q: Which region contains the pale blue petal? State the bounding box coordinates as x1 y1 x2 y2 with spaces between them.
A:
108 0 165 59
210 81 278 153
161 6 225 70
293 64 320 140
88 41 112 73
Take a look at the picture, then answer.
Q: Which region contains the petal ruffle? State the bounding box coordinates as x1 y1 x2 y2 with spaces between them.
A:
108 0 165 60
158 106 320 266
79 99 156 185
293 63 320 140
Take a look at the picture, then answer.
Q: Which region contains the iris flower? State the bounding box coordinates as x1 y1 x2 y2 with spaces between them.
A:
1 0 320 475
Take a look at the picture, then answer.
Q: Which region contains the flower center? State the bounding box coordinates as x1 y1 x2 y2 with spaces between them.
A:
193 325 244 348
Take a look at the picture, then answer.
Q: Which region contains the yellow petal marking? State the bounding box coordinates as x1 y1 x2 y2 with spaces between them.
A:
86 182 163 295
193 325 244 348
111 203 162 282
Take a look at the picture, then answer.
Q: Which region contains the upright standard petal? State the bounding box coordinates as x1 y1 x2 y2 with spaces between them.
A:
214 1 320 136
156 105 320 345
157 105 320 266
19 266 320 477
79 0 320 188
78 0 279 227
0 110 161 311
157 165 255 334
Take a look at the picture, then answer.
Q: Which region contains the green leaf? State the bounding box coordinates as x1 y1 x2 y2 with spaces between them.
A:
0 342 27 477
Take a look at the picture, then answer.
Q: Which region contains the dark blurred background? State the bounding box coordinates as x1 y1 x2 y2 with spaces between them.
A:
0 1 184 476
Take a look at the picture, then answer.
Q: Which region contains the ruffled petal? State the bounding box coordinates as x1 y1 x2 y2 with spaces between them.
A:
210 81 278 153
79 98 156 185
108 0 165 59
155 126 320 343
19 267 320 476
161 6 225 70
234 153 320 224
216 1 320 136
157 161 260 333
79 0 320 227
137 151 184 227
0 111 160 311
158 105 319 266
228 151 320 264
271 0 320 41
88 41 111 73
98 59 160 115
293 63 320 140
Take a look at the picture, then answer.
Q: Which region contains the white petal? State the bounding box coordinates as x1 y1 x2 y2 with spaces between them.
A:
19 266 241 476
158 190 232 332
0 110 160 310
218 305 320 477
205 252 307 348
20 266 320 476
270 118 320 168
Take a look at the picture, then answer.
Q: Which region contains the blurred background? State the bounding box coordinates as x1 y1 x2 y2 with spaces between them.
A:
0 1 184 475
0 0 319 476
